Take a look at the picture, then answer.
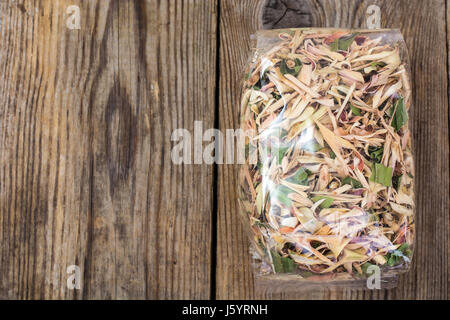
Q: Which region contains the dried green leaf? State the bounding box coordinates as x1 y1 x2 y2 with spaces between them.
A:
330 33 359 52
276 146 289 164
281 256 295 273
270 250 284 273
392 175 402 191
370 163 393 187
361 262 375 275
312 196 334 208
368 146 384 163
271 185 293 207
270 250 295 273
391 97 408 132
287 167 309 186
342 176 364 189
329 150 336 159
280 58 302 76
350 103 362 116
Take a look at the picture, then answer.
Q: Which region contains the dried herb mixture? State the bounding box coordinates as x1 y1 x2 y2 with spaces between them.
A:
239 29 415 280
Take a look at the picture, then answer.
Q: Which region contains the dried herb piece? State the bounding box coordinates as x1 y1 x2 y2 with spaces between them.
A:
386 243 411 266
370 61 387 68
342 176 363 189
271 250 295 273
275 146 289 164
287 167 309 186
391 97 408 132
392 175 402 191
281 256 295 273
330 33 359 51
361 262 375 275
350 103 362 116
271 185 293 207
329 150 336 159
280 58 302 76
270 250 284 273
302 140 323 153
368 146 384 163
312 196 334 208
370 163 393 187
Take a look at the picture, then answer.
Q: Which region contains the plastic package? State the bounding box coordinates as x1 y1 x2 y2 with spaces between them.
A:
238 28 415 290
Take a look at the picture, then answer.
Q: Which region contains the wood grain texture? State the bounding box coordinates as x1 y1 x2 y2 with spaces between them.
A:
262 0 313 29
217 0 449 299
0 0 447 300
0 0 217 299
216 0 264 300
447 0 450 299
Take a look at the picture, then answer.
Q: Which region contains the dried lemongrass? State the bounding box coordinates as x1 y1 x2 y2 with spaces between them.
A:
239 29 414 280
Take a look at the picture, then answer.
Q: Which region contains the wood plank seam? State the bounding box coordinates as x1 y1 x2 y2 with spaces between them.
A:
211 0 221 301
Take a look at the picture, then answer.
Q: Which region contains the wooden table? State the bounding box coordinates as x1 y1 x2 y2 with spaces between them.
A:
0 0 448 300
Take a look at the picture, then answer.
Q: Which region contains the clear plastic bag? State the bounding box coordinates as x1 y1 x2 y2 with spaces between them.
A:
238 28 415 290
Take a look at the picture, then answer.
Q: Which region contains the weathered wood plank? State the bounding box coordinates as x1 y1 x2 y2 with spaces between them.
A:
216 0 263 300
447 0 450 299
217 0 449 299
0 0 217 299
